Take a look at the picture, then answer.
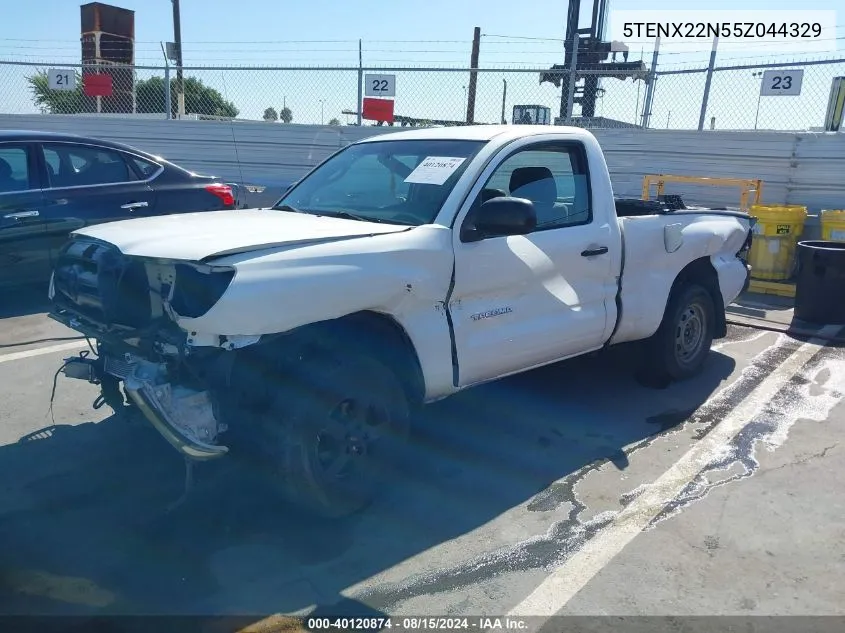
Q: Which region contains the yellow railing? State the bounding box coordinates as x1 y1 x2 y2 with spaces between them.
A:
641 175 764 212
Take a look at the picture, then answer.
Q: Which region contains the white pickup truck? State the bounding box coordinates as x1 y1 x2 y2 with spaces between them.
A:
50 125 753 517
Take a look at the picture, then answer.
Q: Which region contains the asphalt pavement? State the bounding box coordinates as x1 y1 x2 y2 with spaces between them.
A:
0 284 843 631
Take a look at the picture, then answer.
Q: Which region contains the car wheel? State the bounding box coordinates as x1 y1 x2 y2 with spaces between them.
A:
643 283 716 384
265 352 411 518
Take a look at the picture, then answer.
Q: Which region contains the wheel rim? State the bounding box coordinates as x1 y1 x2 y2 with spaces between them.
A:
312 396 392 488
674 302 707 365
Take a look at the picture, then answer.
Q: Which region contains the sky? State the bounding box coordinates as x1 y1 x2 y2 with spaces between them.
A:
0 0 842 129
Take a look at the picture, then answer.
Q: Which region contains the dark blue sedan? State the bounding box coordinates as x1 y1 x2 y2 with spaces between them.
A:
0 130 237 287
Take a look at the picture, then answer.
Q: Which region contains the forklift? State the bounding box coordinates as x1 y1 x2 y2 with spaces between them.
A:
512 105 552 125
541 0 647 121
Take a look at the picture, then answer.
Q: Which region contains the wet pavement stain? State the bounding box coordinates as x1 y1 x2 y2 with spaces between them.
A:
356 511 617 612
354 334 832 611
525 339 787 517
690 339 798 441
647 350 845 531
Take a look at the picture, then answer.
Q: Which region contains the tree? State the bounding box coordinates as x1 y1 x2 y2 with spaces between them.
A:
263 107 278 122
27 70 93 114
137 76 238 118
328 117 341 126
280 106 293 123
25 70 239 118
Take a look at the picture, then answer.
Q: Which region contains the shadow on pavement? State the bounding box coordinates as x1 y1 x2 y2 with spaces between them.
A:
0 344 736 620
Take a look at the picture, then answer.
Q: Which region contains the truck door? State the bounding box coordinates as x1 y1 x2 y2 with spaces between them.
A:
448 139 615 388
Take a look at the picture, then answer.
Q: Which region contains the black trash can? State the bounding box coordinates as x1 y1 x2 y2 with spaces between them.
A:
794 240 845 325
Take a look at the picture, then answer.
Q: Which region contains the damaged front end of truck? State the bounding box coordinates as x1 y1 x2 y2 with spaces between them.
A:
47 228 422 518
48 237 246 462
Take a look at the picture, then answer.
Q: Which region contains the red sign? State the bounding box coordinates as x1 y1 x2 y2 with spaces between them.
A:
362 97 395 123
83 73 113 97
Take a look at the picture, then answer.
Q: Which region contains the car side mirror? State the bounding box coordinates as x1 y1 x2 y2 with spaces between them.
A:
461 196 537 242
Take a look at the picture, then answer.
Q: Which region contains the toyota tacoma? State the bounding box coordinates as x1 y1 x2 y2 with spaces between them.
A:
48 125 753 517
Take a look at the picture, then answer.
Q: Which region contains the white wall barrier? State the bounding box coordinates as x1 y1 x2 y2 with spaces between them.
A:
1 114 842 219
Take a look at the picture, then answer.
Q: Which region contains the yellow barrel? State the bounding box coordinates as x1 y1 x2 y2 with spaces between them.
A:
820 209 845 242
748 204 808 281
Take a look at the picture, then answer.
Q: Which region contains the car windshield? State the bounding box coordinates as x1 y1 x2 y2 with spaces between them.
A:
272 138 486 226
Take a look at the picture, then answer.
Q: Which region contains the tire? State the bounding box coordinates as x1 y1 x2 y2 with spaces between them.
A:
642 283 716 383
261 352 411 519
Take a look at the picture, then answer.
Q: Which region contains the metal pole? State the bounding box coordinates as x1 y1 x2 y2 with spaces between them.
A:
565 30 579 122
96 60 102 114
753 72 763 130
634 69 642 122
160 42 171 119
501 78 507 123
641 37 660 128
466 26 481 124
172 0 184 117
131 41 137 115
698 36 719 131
357 39 363 126
164 60 171 119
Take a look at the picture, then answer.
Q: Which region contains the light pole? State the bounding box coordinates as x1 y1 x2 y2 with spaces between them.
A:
752 71 763 130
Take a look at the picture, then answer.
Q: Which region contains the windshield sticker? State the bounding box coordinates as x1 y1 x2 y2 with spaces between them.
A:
404 156 467 185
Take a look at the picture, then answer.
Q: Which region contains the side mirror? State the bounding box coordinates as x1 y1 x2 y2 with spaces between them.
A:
461 196 537 242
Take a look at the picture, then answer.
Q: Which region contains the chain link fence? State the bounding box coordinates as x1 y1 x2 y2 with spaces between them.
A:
1 56 843 131
650 58 845 130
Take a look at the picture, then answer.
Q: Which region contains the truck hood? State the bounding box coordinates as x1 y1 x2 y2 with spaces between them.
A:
71 208 412 261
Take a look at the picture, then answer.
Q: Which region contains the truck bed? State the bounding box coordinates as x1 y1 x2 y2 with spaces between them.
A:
608 208 751 346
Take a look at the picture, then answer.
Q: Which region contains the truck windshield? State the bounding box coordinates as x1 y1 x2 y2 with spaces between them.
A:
272 138 486 226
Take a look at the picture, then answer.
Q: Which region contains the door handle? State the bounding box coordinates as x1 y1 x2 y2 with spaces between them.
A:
121 201 149 210
581 246 609 257
3 210 40 220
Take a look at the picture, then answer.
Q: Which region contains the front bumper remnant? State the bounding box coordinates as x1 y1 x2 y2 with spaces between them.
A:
61 350 229 461
123 375 228 461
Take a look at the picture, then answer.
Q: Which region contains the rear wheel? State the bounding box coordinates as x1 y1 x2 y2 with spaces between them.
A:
262 352 411 518
642 283 716 383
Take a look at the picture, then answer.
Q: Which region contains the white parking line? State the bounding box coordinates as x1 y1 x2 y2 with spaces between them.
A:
507 323 841 619
0 341 88 365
